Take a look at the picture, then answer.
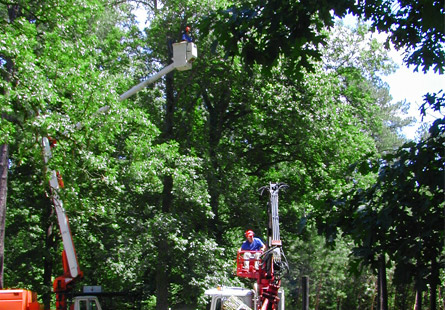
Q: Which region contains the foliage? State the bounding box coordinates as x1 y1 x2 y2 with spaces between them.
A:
352 0 445 74
322 22 414 153
199 0 354 78
319 96 444 294
199 0 445 76
1 0 441 309
284 226 379 309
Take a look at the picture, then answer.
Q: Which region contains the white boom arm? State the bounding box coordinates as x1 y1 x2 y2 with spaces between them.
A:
120 41 197 100
43 137 80 279
43 42 197 276
75 42 197 130
119 63 175 101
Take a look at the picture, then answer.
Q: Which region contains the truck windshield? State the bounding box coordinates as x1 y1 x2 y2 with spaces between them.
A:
208 297 222 310
78 299 100 310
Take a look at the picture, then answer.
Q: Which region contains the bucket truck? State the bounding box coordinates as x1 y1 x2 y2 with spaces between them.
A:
205 183 289 310
0 39 197 310
0 137 102 310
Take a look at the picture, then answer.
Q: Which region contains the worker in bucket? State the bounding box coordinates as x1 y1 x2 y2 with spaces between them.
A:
181 26 193 42
241 230 266 251
240 230 266 269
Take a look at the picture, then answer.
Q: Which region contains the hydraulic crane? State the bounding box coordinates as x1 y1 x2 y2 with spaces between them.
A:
42 137 98 310
205 183 289 310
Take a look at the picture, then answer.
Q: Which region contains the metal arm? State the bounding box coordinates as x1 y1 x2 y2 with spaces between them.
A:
75 42 197 130
43 137 83 310
119 63 176 101
260 183 288 250
43 137 81 280
120 42 197 100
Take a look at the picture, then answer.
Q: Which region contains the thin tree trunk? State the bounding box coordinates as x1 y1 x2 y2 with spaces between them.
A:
430 258 438 310
414 289 422 310
336 295 342 310
314 280 322 310
0 144 9 288
302 276 309 310
378 255 388 310
431 285 437 310
437 286 443 310
0 3 18 291
43 203 56 309
201 88 223 242
156 39 175 310
371 275 377 310
155 234 169 310
155 174 173 310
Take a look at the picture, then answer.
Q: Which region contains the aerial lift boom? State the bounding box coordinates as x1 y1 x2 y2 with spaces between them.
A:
45 40 197 310
43 137 84 310
75 41 197 131
206 183 289 310
1 33 197 310
120 41 197 101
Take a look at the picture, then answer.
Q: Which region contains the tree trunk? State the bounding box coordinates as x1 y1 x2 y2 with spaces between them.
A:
156 39 175 310
0 3 19 291
302 276 309 310
437 286 443 310
314 280 322 310
370 275 377 310
0 144 9 289
43 203 56 309
201 88 223 242
377 255 388 310
336 296 342 310
430 258 438 310
414 289 422 310
155 233 170 310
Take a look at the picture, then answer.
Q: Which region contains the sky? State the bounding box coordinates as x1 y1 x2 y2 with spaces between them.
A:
380 52 444 140
340 14 444 140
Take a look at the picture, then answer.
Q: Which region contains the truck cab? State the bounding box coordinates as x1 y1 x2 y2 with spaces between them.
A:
72 296 102 310
204 286 284 310
205 287 256 310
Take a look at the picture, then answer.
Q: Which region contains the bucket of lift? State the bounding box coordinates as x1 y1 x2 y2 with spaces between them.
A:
172 42 197 71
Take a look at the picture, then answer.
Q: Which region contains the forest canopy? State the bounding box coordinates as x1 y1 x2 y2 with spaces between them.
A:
0 0 443 310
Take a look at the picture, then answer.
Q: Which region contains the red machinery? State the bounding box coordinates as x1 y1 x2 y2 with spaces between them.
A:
235 183 289 310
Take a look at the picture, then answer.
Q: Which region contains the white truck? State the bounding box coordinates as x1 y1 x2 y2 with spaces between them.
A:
205 286 285 310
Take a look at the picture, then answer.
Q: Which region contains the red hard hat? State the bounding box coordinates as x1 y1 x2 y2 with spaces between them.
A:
245 230 254 237
185 26 191 32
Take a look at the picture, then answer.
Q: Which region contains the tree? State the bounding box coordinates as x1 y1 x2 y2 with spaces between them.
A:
200 0 445 76
322 22 414 153
200 0 355 78
0 0 144 306
319 97 444 309
0 144 8 288
352 0 445 74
